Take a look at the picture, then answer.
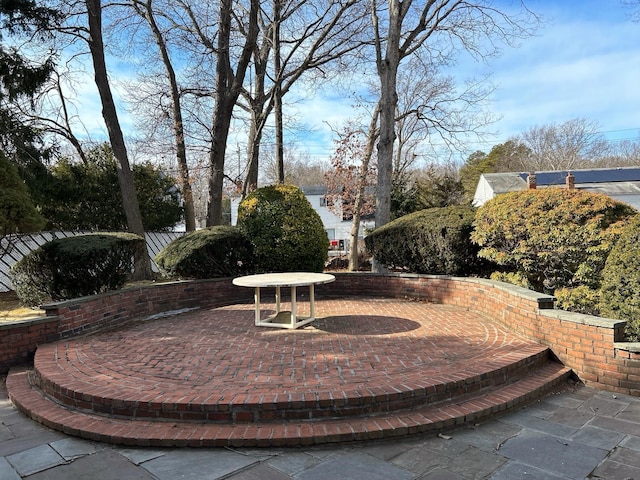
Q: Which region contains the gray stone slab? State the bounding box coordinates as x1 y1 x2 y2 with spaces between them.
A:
355 437 426 461
266 451 322 475
489 460 568 480
446 420 523 453
26 449 156 480
6 444 66 477
515 399 559 419
50 437 100 460
0 424 14 442
0 457 20 480
579 395 629 417
0 412 28 426
539 392 586 410
618 402 640 423
391 444 450 474
421 470 467 480
608 446 640 468
497 429 607 479
501 411 579 439
225 462 292 480
569 425 625 450
115 447 168 465
418 435 472 457
141 448 258 480
591 415 640 436
292 451 414 480
621 435 640 452
590 459 640 480
446 446 508 479
546 406 595 428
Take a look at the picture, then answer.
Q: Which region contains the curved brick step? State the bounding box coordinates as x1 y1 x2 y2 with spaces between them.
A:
7 362 572 447
28 345 552 422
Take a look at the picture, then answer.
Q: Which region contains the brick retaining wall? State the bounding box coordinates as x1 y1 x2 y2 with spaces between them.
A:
1 273 638 395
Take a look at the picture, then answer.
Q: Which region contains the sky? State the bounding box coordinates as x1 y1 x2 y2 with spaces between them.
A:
294 0 640 161
473 0 640 147
67 0 640 165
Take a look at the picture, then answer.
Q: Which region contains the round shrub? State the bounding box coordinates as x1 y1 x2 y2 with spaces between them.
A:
155 226 255 279
365 205 487 275
600 214 640 340
10 232 143 307
237 184 329 273
472 189 635 293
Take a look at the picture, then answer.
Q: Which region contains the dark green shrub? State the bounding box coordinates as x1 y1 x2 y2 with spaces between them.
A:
600 215 640 340
365 205 487 275
155 226 255 279
10 232 143 307
472 189 635 293
237 184 329 272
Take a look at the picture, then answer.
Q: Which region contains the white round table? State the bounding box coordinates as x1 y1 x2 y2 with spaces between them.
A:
232 272 335 329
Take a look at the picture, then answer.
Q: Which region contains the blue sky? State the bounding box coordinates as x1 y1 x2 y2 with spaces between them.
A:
449 0 640 150
276 0 640 163
73 0 640 164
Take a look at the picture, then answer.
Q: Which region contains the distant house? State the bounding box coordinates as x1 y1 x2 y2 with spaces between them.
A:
230 185 374 252
473 167 640 210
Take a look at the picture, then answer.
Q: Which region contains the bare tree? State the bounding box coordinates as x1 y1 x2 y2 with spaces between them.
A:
370 0 537 269
240 0 370 197
127 0 196 231
206 0 260 225
325 107 379 271
85 0 152 279
516 118 611 171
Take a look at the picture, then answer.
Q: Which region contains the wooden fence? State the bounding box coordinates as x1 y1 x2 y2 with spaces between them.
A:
0 231 184 292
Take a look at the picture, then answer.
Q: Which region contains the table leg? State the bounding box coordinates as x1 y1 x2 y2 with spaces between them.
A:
275 286 281 314
254 287 261 325
290 286 297 326
309 283 315 320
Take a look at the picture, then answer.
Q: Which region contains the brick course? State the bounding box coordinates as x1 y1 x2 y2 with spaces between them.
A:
1 273 638 395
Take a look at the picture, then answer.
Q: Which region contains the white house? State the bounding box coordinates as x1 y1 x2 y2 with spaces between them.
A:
473 167 640 210
230 185 374 252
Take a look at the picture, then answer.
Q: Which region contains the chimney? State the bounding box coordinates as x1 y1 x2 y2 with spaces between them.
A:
566 171 575 190
527 172 537 190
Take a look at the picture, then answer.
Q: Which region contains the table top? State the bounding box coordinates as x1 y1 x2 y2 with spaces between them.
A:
232 272 335 288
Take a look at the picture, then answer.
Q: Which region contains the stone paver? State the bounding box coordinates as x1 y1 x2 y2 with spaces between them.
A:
1 379 640 478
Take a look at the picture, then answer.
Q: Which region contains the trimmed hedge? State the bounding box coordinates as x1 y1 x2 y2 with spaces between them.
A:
155 226 255 279
472 189 635 293
600 214 640 340
365 205 487 275
9 232 143 307
237 184 329 273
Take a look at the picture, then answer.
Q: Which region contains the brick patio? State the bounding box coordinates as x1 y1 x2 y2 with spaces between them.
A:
7 296 571 447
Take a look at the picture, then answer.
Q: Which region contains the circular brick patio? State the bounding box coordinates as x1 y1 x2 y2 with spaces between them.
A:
9 296 571 446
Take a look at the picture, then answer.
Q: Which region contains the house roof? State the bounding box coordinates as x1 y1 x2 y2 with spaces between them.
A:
474 167 640 208
517 167 640 185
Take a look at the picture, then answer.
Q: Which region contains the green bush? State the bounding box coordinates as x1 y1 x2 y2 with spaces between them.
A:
472 189 635 293
10 232 143 307
155 226 255 279
365 205 487 275
237 184 329 273
554 286 602 316
600 214 640 340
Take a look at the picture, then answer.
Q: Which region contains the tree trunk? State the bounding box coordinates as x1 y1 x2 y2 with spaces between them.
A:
206 0 259 225
85 0 153 280
273 0 285 183
138 0 196 232
243 109 263 197
348 103 380 271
